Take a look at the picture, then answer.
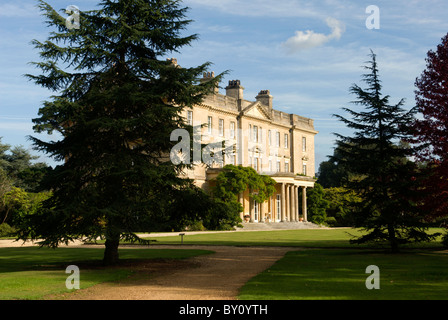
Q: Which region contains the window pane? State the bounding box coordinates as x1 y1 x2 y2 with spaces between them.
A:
208 116 212 134
219 119 224 136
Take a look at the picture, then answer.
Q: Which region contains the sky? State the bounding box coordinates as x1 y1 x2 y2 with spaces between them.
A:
1 0 448 170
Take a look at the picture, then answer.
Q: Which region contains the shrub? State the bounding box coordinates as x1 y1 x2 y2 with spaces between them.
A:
307 183 329 225
0 223 16 237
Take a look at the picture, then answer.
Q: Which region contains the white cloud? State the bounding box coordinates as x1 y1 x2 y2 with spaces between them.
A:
282 17 345 53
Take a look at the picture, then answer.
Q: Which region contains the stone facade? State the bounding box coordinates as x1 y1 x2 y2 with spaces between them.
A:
180 73 318 223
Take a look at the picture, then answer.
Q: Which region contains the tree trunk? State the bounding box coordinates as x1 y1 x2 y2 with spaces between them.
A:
103 234 120 266
388 225 399 253
2 209 10 224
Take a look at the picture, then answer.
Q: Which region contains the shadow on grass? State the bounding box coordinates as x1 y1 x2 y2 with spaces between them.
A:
0 247 214 273
239 249 448 300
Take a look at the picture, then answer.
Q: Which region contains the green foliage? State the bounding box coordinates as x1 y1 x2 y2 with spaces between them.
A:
0 140 51 228
317 144 366 188
211 165 276 229
0 223 16 237
202 199 242 231
1 187 51 227
306 183 329 225
0 169 12 200
323 187 362 227
214 165 276 204
147 184 227 232
0 138 49 192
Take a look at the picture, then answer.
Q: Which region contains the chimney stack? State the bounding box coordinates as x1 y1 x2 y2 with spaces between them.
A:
256 90 273 109
225 80 244 100
202 71 219 94
167 58 179 67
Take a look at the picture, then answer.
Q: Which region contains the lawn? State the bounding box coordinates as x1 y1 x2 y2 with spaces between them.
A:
1 228 445 300
0 247 213 300
145 228 448 300
144 228 365 247
144 228 445 249
239 249 448 300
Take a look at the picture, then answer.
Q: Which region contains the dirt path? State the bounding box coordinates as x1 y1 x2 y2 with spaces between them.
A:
59 245 300 300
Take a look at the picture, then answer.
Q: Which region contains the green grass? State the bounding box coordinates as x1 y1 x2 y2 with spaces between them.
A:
145 228 447 300
145 228 445 249
0 247 213 300
2 228 445 300
239 249 448 300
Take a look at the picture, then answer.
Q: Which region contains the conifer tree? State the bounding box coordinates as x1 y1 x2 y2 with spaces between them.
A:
18 0 222 265
333 51 437 252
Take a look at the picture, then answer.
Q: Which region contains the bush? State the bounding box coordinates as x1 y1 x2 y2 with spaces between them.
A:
202 199 242 231
325 216 337 227
0 223 16 237
323 187 362 227
186 221 206 231
307 183 329 225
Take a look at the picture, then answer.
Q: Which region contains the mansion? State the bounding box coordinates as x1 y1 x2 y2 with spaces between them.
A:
180 71 318 224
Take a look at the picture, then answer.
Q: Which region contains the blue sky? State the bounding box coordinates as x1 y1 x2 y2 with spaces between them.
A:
1 0 448 169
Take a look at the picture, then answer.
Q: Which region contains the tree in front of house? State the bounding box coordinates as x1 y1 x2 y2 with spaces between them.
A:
211 165 276 227
333 51 438 252
306 183 329 225
323 187 362 227
17 0 223 265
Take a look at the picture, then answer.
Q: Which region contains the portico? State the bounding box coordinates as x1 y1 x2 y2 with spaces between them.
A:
239 174 315 224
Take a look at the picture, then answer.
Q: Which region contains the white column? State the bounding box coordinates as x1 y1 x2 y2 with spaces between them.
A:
289 184 294 222
281 183 286 222
260 201 265 223
293 185 298 221
302 186 307 222
286 184 290 222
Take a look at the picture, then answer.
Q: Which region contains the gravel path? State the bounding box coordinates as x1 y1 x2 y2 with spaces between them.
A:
56 245 299 300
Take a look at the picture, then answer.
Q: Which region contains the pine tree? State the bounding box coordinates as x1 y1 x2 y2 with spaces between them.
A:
411 33 448 227
333 51 437 252
19 0 222 265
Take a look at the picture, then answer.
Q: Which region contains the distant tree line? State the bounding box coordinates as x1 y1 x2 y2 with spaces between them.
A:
0 138 51 236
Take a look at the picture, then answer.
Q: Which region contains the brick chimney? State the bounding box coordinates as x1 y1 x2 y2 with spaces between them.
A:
256 90 273 109
225 80 244 100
